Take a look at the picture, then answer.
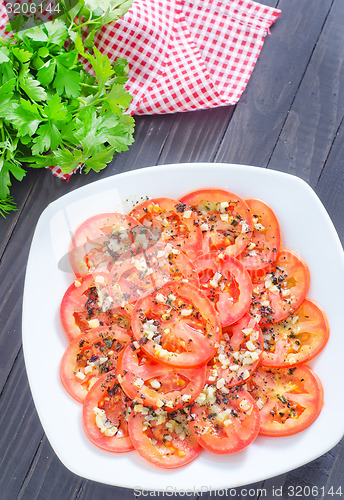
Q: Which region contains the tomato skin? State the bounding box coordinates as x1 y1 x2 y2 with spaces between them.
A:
60 327 132 403
208 313 263 388
82 371 134 452
179 188 252 258
60 272 132 341
69 213 146 277
194 253 252 327
250 249 310 326
261 298 330 367
131 281 221 368
247 365 324 436
129 198 202 261
189 387 260 454
117 344 206 411
128 408 202 469
238 198 281 271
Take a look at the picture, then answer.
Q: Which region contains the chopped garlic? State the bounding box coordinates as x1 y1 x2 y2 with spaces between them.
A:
94 275 105 284
155 293 166 303
150 379 161 389
88 318 100 329
134 377 144 389
180 308 193 316
246 340 256 352
209 271 222 289
183 210 192 219
181 394 191 402
219 201 229 212
134 256 148 272
254 222 265 231
216 378 226 390
242 327 253 336
239 399 251 412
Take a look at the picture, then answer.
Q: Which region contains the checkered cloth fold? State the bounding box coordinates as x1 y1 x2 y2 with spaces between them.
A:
1 0 281 177
96 0 281 114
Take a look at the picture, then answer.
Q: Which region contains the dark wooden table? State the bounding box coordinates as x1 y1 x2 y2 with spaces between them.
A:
1 0 344 498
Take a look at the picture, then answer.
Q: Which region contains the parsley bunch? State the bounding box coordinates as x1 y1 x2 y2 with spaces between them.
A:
0 0 135 217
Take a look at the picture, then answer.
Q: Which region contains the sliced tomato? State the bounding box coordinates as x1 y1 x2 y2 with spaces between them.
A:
69 213 156 277
60 327 131 403
178 188 252 257
107 243 200 309
128 407 202 468
207 313 263 388
250 249 310 326
83 371 134 452
144 242 200 289
129 198 202 261
117 344 206 411
261 298 329 367
238 198 281 271
247 365 324 436
188 385 260 454
60 272 132 341
194 253 252 327
108 255 156 308
131 281 221 368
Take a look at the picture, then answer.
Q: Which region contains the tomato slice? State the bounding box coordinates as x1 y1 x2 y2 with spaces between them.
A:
247 365 323 436
178 188 252 257
107 243 200 309
82 371 134 452
207 313 263 388
108 255 156 308
261 298 329 367
69 213 157 277
250 249 310 326
129 198 202 261
117 344 206 411
60 327 132 403
188 385 260 454
144 242 200 289
131 281 221 368
194 253 252 327
60 272 131 341
128 407 202 468
238 198 281 271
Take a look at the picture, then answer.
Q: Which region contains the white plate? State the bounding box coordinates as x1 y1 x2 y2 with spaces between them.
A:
22 163 344 492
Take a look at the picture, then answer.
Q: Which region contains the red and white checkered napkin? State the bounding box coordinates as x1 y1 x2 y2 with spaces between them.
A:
96 0 281 115
0 0 281 177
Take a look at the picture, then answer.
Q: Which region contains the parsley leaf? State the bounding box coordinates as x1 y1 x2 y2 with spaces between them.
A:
0 195 17 217
36 60 56 86
19 75 48 101
4 100 42 137
53 147 83 173
83 146 117 173
53 56 81 98
32 123 62 155
0 0 134 217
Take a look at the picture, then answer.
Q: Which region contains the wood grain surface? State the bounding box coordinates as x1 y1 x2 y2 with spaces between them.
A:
1 0 343 498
